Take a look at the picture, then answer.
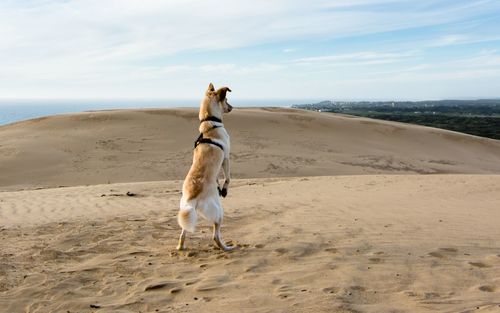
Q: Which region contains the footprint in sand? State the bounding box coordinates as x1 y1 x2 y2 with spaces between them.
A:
323 287 340 294
244 259 268 273
429 247 458 259
429 251 445 258
350 286 366 292
184 251 198 258
439 247 458 252
327 262 338 270
274 248 288 255
344 286 367 296
276 285 296 299
469 261 490 268
478 285 496 292
424 292 440 299
195 275 230 292
291 227 302 234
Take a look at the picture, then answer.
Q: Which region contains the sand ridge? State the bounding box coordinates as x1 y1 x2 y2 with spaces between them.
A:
1 175 500 312
1 108 499 191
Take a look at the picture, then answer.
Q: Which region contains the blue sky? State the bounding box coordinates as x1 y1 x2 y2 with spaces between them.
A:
1 0 500 101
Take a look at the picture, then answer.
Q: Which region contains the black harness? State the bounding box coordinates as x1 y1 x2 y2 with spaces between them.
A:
200 116 222 123
194 116 224 151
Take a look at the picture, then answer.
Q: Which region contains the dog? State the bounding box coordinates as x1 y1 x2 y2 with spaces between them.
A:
177 83 234 251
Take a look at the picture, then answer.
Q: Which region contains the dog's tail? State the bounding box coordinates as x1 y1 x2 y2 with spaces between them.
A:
178 198 197 233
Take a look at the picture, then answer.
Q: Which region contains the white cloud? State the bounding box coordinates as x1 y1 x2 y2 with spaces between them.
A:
0 0 499 98
293 50 419 66
0 0 490 63
346 50 500 82
428 34 500 47
432 34 469 47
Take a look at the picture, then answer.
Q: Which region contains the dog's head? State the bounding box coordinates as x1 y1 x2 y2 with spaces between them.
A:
199 83 232 121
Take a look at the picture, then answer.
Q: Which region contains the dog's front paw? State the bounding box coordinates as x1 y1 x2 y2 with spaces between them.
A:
218 187 228 198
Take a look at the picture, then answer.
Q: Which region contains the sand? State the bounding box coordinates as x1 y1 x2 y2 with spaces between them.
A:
1 108 500 312
1 108 499 190
1 175 500 312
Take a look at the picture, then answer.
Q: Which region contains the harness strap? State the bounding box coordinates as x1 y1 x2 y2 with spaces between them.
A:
193 123 224 151
194 135 224 151
200 116 222 123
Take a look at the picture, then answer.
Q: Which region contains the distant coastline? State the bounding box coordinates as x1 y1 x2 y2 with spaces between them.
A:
293 99 500 140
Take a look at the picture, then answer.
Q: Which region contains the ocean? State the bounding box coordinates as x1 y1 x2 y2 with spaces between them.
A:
0 99 300 126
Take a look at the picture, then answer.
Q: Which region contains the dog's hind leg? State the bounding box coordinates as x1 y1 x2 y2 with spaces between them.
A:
213 222 234 251
177 198 197 250
177 229 187 251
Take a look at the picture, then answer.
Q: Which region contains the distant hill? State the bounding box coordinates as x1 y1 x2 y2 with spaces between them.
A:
293 100 500 139
293 99 500 109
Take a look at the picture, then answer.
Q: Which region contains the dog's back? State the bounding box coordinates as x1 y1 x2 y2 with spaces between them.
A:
183 145 223 200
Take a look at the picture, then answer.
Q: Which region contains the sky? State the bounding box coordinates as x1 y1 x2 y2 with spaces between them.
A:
1 0 500 101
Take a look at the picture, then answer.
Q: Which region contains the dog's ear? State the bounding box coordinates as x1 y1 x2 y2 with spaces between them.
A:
207 83 215 92
216 87 232 102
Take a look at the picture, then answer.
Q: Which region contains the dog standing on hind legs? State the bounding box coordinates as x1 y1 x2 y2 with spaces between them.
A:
177 83 235 251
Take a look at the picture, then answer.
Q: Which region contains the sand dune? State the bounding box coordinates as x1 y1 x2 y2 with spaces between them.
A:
1 108 500 312
1 175 499 312
1 108 499 190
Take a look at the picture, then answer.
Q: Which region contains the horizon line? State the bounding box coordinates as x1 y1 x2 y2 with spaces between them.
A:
0 97 499 103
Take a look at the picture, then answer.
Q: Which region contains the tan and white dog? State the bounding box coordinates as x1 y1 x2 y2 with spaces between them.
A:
177 83 234 251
